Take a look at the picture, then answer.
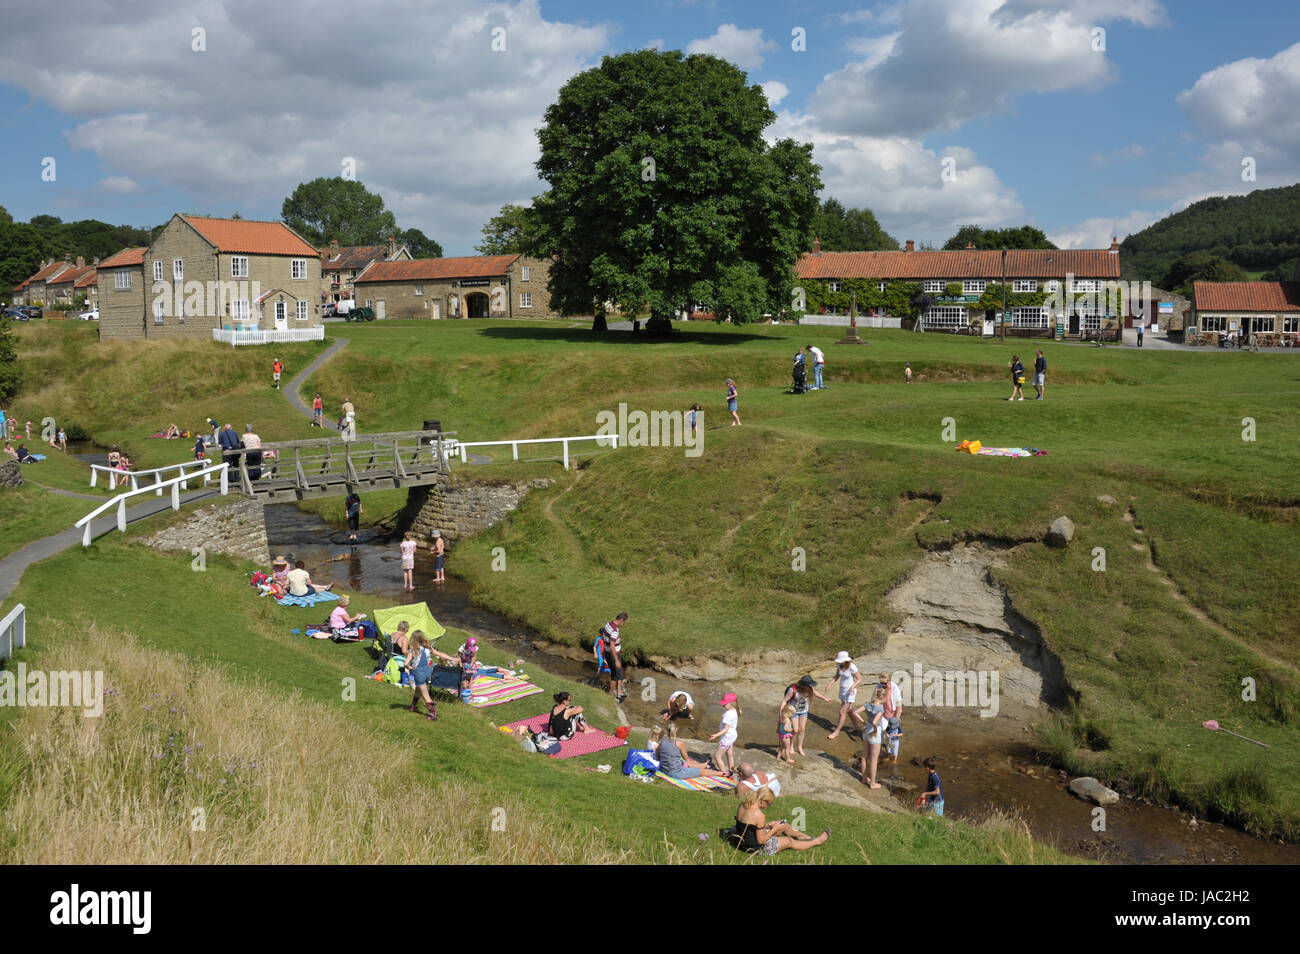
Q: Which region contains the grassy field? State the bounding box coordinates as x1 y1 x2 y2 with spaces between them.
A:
0 539 1064 864
4 318 1298 842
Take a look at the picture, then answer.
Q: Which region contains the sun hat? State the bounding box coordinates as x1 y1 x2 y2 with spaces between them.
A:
718 692 738 706
432 530 441 536
273 555 288 566
835 651 853 664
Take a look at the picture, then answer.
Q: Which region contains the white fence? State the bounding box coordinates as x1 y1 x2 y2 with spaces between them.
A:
0 603 25 660
90 458 221 492
455 433 619 471
212 326 325 346
75 462 230 546
797 314 903 328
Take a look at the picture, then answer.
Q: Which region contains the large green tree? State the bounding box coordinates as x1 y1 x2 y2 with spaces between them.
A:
399 227 443 259
476 203 536 255
0 221 45 299
814 198 898 251
281 177 399 247
531 49 822 332
1162 251 1248 298
942 224 1057 250
0 315 18 403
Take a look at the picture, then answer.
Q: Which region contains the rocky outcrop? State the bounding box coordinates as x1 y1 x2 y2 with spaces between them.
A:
140 499 271 566
1068 776 1120 806
0 460 22 489
1046 516 1075 548
403 475 553 543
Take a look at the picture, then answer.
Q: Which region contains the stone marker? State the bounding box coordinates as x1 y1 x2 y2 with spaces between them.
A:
1046 515 1075 548
0 460 22 489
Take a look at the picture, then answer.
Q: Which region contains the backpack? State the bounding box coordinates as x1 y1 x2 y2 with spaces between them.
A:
383 658 403 685
530 730 562 755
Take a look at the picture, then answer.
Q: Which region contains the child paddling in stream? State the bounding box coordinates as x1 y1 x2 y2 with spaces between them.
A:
710 692 741 775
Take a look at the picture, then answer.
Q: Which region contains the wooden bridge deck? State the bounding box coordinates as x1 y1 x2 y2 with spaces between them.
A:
225 430 454 503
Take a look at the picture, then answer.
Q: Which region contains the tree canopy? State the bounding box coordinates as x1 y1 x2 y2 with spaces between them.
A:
942 224 1057 250
1161 251 1248 298
399 227 443 259
476 203 536 256
281 177 399 247
530 49 822 330
814 198 898 251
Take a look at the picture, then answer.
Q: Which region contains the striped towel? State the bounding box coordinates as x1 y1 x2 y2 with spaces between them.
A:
276 590 340 608
975 447 1034 457
655 772 738 792
467 671 544 708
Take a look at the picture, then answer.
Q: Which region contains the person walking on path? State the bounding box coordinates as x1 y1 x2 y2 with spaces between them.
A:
339 397 356 441
1136 321 1144 347
345 491 362 543
1008 355 1026 401
429 529 445 583
826 651 866 740
807 343 826 389
312 392 324 428
781 674 832 757
598 612 628 703
272 357 284 389
1033 350 1047 400
726 379 741 426
193 434 206 461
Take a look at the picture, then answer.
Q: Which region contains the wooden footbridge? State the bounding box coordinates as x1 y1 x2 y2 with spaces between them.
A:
224 429 456 503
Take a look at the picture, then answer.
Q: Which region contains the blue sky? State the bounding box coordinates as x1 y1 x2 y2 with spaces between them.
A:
1 0 1298 255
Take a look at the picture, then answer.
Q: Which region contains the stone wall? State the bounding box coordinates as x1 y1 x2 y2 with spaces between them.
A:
403 475 553 544
140 499 271 567
0 460 23 489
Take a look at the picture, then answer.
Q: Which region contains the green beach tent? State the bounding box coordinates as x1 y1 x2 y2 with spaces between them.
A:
372 602 446 641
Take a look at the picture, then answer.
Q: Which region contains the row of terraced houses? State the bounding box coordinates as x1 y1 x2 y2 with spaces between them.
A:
11 215 1299 343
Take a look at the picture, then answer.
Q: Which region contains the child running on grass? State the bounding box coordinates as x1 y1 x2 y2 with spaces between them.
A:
399 532 418 591
921 756 944 816
404 631 437 721
710 692 741 775
777 704 795 764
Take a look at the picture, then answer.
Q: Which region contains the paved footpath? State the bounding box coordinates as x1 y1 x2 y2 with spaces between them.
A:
283 336 350 431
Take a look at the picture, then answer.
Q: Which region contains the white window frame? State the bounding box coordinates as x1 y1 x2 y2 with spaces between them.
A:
1080 313 1102 333
173 258 184 281
924 305 967 328
1283 315 1299 334
1012 307 1049 328
1045 280 1061 294
962 280 986 294
923 280 944 293
520 292 533 308
828 281 841 293
1248 316 1275 333
1013 280 1037 293
232 299 251 324
297 300 309 321
877 281 887 293
1072 278 1100 293
291 259 307 280
115 270 133 291
231 257 249 279
521 265 530 282
274 301 287 324
414 284 423 296
153 260 164 282
1199 315 1227 332
152 298 165 324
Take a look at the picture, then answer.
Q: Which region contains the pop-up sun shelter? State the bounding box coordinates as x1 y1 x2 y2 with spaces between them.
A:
372 602 446 642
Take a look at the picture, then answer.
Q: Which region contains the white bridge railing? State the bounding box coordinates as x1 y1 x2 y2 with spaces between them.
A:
0 603 25 661
213 326 325 347
454 433 619 471
75 463 230 546
91 458 220 493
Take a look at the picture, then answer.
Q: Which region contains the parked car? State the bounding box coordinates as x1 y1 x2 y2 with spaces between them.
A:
24 306 43 319
78 309 99 321
345 306 376 321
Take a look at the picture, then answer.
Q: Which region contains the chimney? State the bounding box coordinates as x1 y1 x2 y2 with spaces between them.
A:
966 242 975 250
1109 236 1120 253
386 236 396 259
76 256 85 268
812 236 821 256
905 240 914 252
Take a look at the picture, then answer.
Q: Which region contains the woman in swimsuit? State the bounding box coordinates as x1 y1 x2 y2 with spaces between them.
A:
548 692 596 740
731 787 828 855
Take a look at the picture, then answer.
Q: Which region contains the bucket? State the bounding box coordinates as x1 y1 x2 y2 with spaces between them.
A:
459 688 473 704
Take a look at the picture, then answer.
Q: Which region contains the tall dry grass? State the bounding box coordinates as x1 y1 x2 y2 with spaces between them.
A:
0 626 624 864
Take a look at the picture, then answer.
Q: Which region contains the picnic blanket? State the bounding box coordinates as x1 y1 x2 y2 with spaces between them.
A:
975 446 1044 457
504 713 628 760
276 590 340 608
467 671 544 708
372 602 445 641
655 772 738 792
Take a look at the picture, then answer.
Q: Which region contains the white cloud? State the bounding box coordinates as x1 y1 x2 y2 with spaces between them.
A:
1177 41 1300 186
812 0 1166 137
646 38 664 50
771 110 1026 246
0 0 612 253
97 175 141 194
685 23 776 71
760 80 789 106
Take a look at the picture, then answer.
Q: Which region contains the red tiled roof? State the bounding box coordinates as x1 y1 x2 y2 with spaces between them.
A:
48 265 94 287
355 255 519 283
320 244 389 271
25 261 72 283
181 216 318 256
74 269 99 288
98 247 147 268
794 248 1120 280
1193 281 1300 312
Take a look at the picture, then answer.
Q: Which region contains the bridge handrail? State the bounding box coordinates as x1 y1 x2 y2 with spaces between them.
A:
252 429 456 452
75 462 230 546
0 603 25 661
455 433 619 470
90 458 218 493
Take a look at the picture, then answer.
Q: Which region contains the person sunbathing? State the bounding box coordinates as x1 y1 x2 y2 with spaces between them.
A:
548 691 598 740
2 442 15 458
649 725 727 780
731 787 828 856
14 444 37 463
286 560 333 597
164 424 181 439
